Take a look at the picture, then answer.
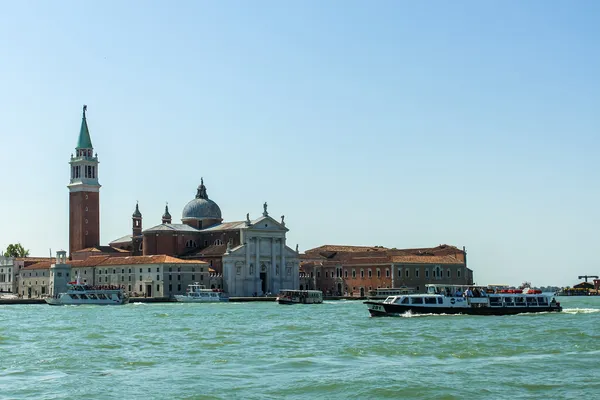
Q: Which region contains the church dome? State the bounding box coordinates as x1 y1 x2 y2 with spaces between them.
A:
181 179 222 221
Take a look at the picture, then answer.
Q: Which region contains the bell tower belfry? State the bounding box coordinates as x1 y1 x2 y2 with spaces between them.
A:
68 105 101 257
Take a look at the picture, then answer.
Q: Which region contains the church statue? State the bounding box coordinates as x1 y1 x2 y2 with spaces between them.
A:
295 244 299 253
281 215 285 224
263 202 268 215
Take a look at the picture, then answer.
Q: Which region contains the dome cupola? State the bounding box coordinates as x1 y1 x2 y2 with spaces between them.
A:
181 178 222 229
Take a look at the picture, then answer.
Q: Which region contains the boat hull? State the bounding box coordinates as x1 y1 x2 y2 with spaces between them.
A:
45 297 129 306
173 296 229 303
277 298 322 305
365 301 562 317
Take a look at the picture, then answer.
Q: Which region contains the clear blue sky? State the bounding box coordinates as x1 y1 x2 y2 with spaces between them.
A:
1 1 598 287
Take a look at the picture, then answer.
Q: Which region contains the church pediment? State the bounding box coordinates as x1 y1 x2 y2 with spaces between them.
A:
247 215 289 232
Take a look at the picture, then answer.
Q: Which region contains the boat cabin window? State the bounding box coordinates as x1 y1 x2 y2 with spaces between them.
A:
427 286 437 294
489 297 502 306
437 297 443 305
526 297 537 305
424 297 437 305
411 297 423 304
397 297 409 304
514 297 526 306
537 297 548 305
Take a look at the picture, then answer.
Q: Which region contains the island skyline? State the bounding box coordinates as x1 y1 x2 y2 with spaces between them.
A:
1 1 599 287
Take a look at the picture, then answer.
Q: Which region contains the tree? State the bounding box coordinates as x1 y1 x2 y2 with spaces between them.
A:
2 243 30 258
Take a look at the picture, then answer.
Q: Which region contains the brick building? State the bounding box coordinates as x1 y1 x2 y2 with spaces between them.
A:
300 244 473 296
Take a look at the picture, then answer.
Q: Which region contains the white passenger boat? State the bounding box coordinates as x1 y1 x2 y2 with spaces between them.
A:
45 283 128 306
365 284 562 317
276 289 323 305
174 283 229 303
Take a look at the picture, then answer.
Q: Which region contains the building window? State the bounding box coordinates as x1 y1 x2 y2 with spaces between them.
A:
352 269 356 278
368 269 372 278
121 276 124 282
156 267 160 272
177 284 181 291
215 239 223 245
156 285 160 293
425 269 429 278
121 269 124 274
156 275 160 281
192 274 195 280
129 269 131 273
398 269 402 277
139 285 142 292
405 269 409 278
325 271 328 278
317 271 320 278
415 269 419 278
344 270 348 278
377 269 381 278
139 276 142 281
177 275 181 281
169 275 172 281
128 276 131 282
105 277 108 282
128 285 132 292
147 268 151 273
169 284 172 292
139 268 142 273
360 270 364 278
457 269 461 278
386 269 390 278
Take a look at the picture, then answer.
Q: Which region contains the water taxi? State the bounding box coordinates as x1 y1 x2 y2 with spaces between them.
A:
276 289 323 305
365 284 562 317
45 283 128 306
174 283 229 303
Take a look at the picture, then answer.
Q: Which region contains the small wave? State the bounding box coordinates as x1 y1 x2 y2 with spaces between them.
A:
132 302 147 306
124 360 156 367
400 311 464 318
154 313 170 318
562 308 600 314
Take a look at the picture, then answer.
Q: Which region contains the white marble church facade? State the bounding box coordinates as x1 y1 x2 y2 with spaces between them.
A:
221 213 299 297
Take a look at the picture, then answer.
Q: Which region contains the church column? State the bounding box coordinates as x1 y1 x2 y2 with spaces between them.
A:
255 237 260 294
271 238 276 292
280 238 286 287
245 236 251 295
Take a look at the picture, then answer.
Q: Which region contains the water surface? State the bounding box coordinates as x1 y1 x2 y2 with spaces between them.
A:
1 296 599 399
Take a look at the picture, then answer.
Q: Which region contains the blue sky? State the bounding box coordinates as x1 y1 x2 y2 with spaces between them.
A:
1 1 598 287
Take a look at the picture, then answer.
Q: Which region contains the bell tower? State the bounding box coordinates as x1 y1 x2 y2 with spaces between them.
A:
68 105 101 257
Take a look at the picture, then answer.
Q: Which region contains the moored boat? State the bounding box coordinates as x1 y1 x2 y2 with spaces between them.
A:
45 283 128 306
174 283 229 303
276 289 323 304
365 284 562 317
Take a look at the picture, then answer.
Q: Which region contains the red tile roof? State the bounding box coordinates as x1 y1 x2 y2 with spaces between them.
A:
73 246 129 254
22 255 207 270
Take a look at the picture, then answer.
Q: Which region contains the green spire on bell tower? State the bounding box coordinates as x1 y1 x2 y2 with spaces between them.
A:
76 104 93 149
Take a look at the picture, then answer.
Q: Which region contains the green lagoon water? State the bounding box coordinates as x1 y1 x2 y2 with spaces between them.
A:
1 297 599 399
